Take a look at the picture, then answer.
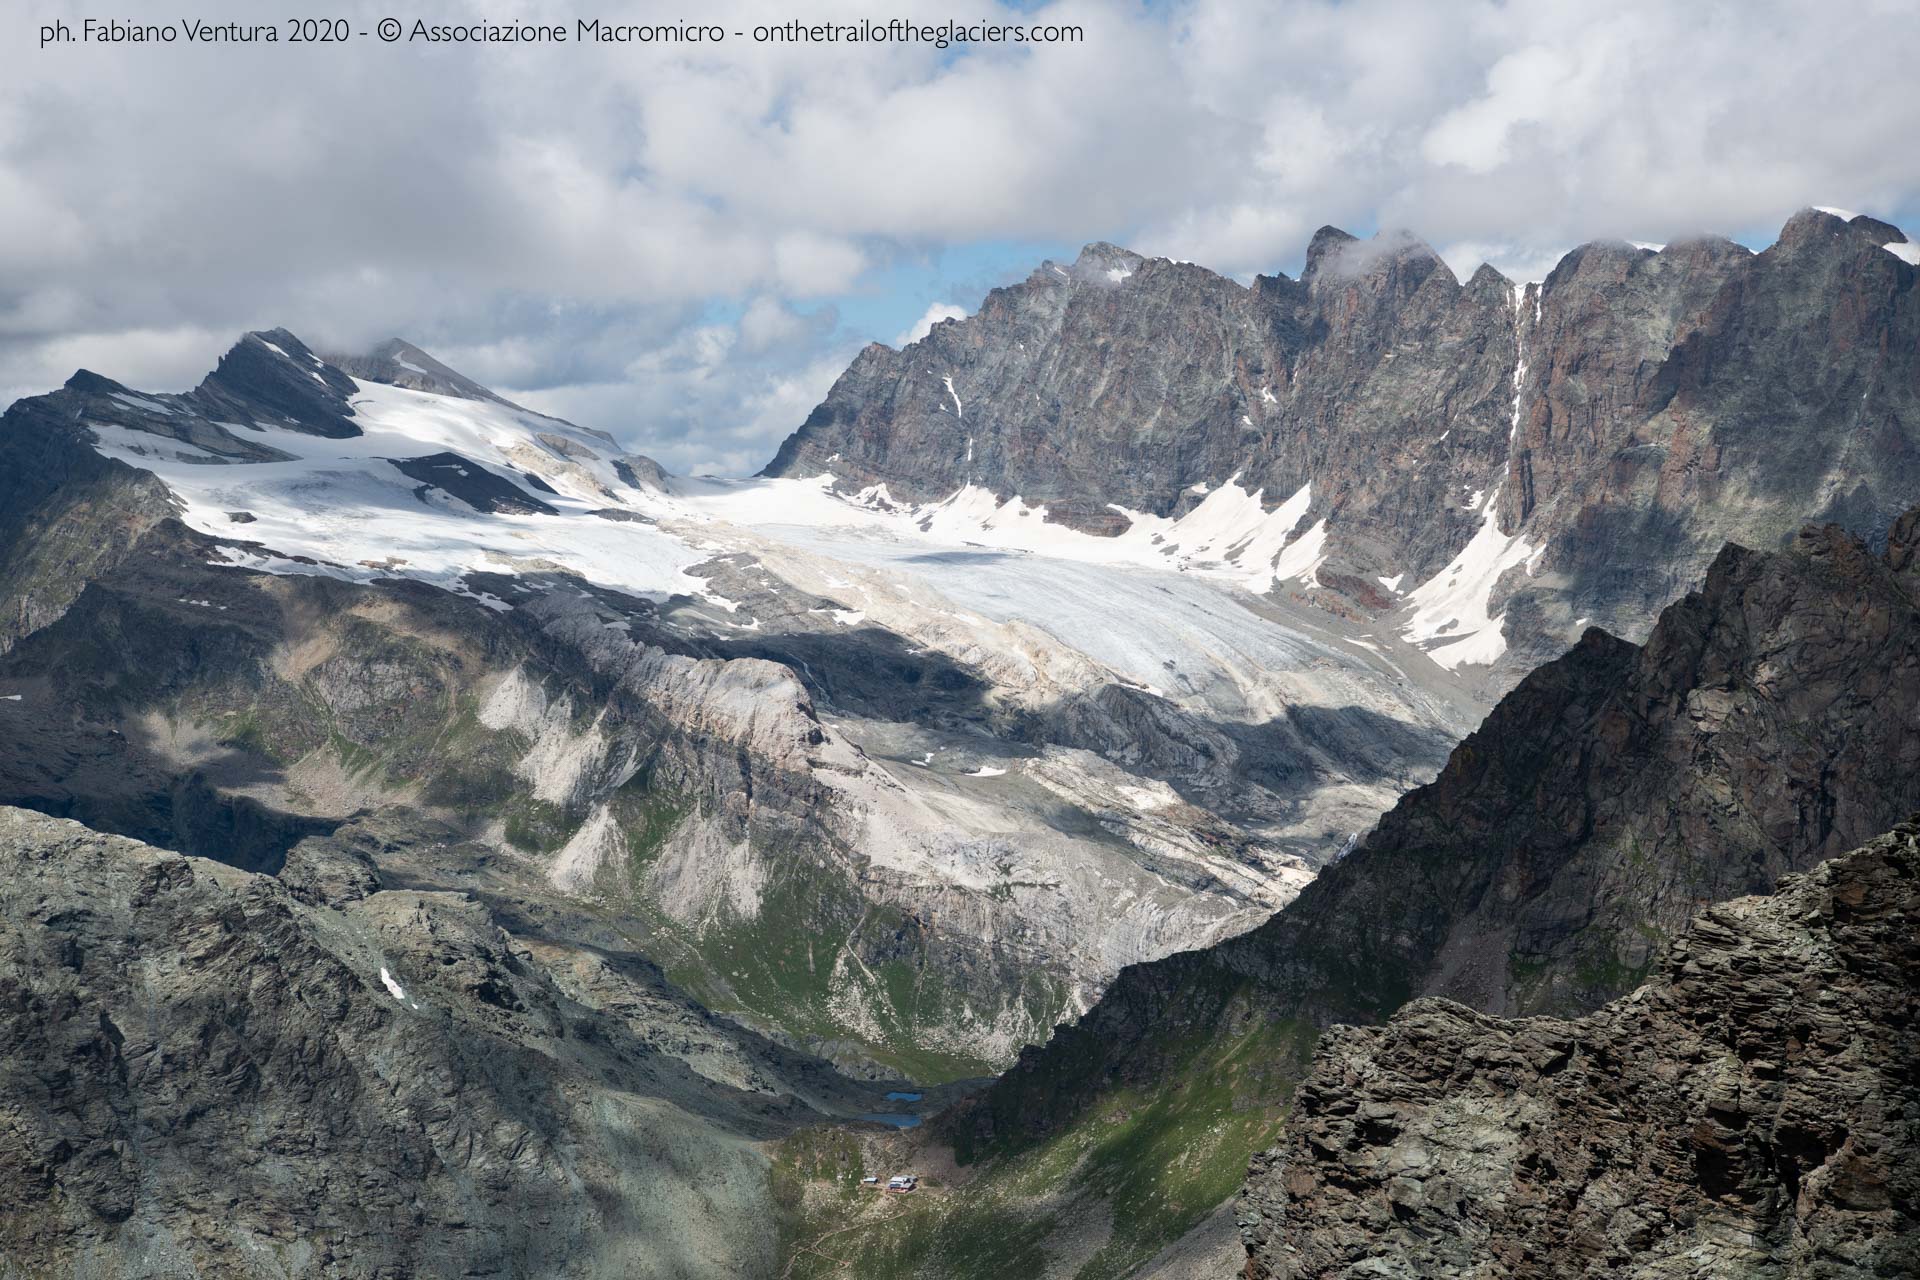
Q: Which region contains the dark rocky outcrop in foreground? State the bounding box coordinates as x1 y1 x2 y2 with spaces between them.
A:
0 806 842 1279
959 507 1920 1156
1245 821 1920 1279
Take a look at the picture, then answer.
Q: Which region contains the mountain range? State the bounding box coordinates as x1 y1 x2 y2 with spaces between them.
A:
0 322 1471 1083
770 208 1920 680
0 207 1915 1278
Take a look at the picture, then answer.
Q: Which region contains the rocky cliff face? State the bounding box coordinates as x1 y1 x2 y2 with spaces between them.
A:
0 385 175 653
1247 510 1920 1024
766 211 1920 677
925 509 1920 1273
0 805 869 1279
966 507 1920 1140
1244 821 1920 1279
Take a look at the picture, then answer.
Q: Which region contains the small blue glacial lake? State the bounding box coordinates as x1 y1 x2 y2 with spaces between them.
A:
884 1091 923 1102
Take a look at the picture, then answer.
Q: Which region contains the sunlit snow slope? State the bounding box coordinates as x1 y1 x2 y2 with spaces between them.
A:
78 330 1489 825
84 332 1483 745
90 369 709 606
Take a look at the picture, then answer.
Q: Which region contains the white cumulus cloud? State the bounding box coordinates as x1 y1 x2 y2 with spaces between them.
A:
0 0 1913 476
894 303 969 348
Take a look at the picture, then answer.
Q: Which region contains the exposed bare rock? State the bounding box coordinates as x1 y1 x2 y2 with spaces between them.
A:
1244 821 1920 1279
958 508 1920 1151
936 510 1920 1273
0 387 175 653
325 337 527 407
767 212 1920 679
189 329 361 438
1127 1202 1249 1280
0 805 855 1279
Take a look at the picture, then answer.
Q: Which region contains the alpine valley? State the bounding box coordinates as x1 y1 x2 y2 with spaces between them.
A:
2 207 1916 1279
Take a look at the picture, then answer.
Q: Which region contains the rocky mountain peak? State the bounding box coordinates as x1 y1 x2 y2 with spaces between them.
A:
61 368 131 396
1776 205 1852 246
1066 240 1147 283
324 336 524 409
1543 236 1651 283
1845 212 1906 244
1641 231 1752 271
1306 227 1446 284
1774 204 1907 254
1301 224 1359 278
1462 261 1513 293
190 328 360 438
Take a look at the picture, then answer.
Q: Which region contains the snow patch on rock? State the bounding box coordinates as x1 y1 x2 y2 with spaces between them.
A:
1400 494 1538 670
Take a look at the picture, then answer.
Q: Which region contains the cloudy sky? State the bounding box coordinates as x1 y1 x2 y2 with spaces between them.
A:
4 0 1917 474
